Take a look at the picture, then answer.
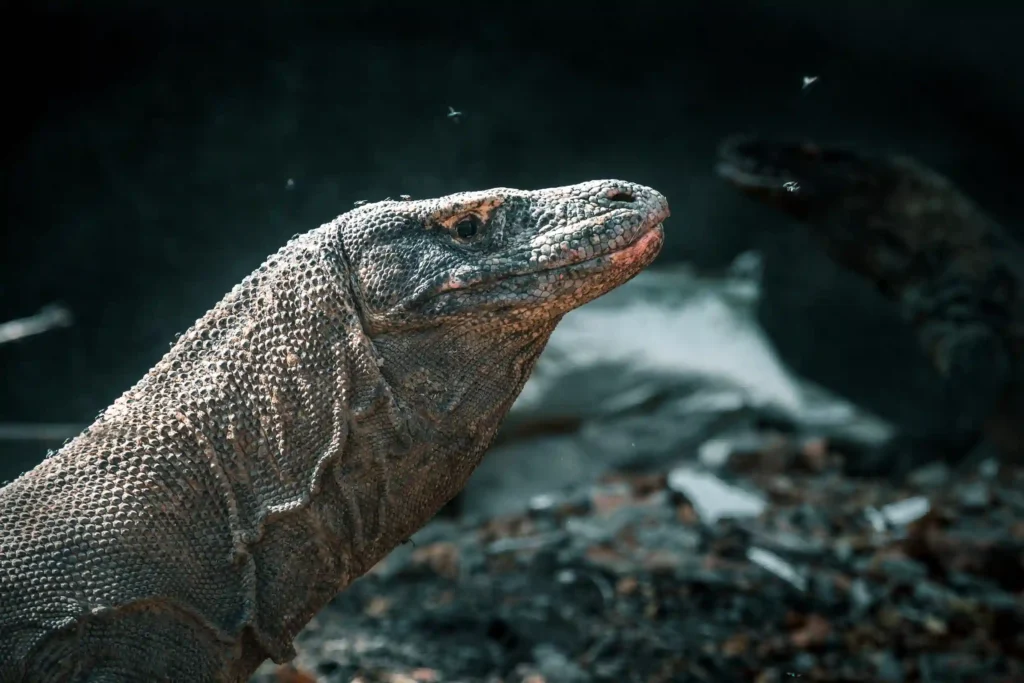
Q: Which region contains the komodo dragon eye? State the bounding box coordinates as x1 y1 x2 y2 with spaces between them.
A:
453 215 481 240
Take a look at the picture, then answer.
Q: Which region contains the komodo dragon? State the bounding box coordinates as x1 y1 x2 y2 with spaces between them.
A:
0 180 670 682
715 136 1024 476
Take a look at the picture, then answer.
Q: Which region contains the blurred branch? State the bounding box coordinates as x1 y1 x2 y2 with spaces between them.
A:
0 423 85 442
0 304 80 442
0 304 73 345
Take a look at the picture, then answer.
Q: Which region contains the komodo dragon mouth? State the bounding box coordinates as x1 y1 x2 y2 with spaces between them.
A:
505 211 667 278
428 208 669 303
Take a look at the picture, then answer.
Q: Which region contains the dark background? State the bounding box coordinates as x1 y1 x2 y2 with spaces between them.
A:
2 1 1023 482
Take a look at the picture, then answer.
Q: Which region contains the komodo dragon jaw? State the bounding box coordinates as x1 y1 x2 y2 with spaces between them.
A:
0 180 669 682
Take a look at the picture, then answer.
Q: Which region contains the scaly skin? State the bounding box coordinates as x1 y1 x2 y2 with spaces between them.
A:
716 136 1024 475
0 180 669 682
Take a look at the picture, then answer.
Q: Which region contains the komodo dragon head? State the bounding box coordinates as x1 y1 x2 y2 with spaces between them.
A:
340 180 669 334
714 135 1001 297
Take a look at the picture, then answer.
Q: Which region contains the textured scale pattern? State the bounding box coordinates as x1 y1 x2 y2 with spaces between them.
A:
0 180 669 682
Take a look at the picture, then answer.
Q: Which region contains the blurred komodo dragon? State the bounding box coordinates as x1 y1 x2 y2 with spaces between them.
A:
0 180 670 682
716 136 1023 477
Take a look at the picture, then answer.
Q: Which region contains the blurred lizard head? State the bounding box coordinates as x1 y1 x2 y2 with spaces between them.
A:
714 135 989 293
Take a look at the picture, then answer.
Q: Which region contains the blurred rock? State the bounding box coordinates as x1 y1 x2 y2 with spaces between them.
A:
465 254 893 518
256 434 1024 683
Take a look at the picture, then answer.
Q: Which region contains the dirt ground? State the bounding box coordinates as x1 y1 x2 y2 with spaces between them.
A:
254 432 1024 683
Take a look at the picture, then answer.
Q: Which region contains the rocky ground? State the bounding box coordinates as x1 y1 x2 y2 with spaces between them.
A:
253 431 1024 683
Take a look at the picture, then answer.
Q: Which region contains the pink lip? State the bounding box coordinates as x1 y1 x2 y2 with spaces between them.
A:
609 223 664 265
